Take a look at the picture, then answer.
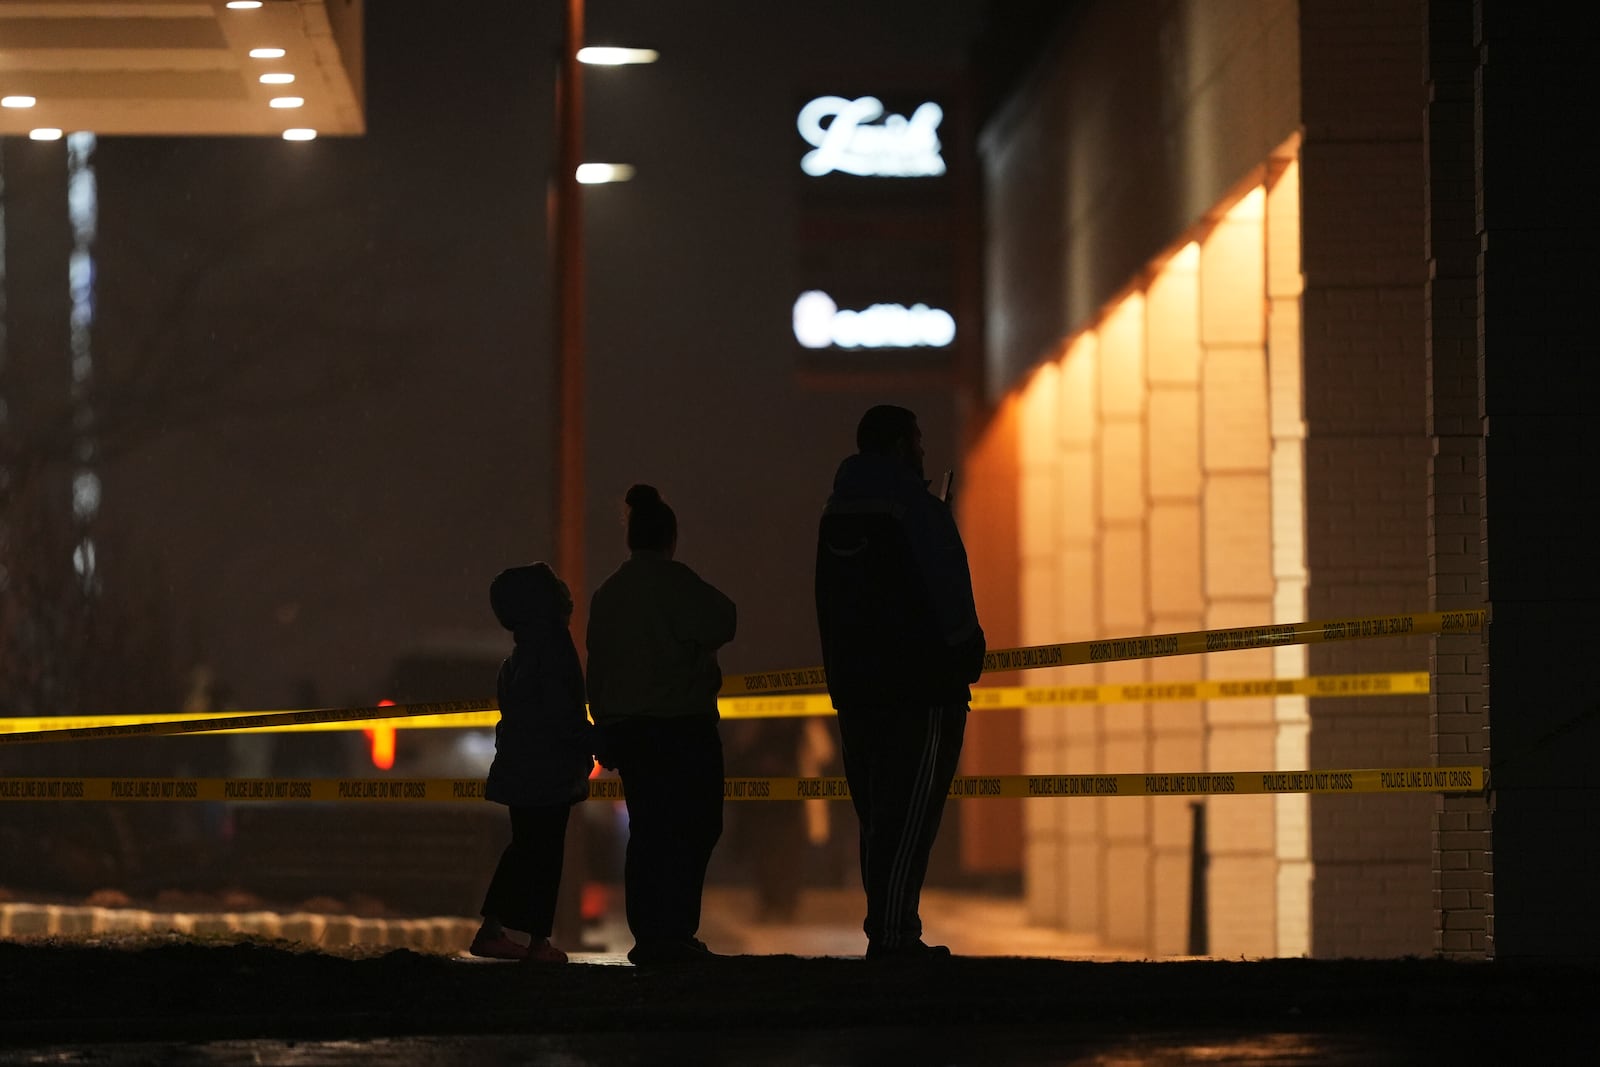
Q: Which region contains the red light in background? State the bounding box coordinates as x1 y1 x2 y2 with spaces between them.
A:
365 700 397 770
580 881 610 923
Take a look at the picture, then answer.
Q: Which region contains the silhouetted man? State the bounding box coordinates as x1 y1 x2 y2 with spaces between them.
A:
814 404 984 960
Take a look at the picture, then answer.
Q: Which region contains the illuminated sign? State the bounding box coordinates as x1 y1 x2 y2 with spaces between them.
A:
796 96 945 178
792 290 955 350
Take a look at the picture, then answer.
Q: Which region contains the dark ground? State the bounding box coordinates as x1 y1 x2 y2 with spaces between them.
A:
1 934 1596 1063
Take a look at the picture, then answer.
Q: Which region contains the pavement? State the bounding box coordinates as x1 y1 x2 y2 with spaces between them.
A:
0 884 1138 963
4 886 1597 1064
687 885 1142 962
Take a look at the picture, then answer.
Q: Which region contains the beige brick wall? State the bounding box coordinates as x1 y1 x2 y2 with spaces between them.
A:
1267 161 1311 957
976 0 1492 960
1098 298 1152 948
1017 363 1073 928
1147 254 1207 953
1298 0 1433 959
1007 162 1306 958
1198 188 1286 957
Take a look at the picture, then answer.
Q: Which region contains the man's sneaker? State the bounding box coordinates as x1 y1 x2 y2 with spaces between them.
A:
469 933 531 961
865 940 953 962
627 938 719 967
524 938 568 964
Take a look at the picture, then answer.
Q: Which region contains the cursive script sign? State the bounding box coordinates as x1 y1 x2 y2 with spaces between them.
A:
796 96 945 178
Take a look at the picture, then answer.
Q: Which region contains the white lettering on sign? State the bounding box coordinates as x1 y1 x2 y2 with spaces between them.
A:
797 96 945 178
793 290 955 350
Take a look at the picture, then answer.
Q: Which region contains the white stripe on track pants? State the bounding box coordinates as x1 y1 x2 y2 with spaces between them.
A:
836 702 967 949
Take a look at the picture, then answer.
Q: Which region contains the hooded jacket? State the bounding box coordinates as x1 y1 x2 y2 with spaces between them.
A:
814 451 985 710
485 565 595 807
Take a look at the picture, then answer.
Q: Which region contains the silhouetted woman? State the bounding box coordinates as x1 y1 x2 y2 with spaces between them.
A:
586 484 736 966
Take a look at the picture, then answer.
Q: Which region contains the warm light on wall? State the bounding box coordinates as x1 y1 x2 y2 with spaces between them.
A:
1019 361 1062 432
1232 185 1266 220
1007 161 1303 957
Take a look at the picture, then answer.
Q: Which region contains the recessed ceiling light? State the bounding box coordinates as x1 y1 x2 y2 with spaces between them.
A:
29 128 63 141
250 48 286 59
2 95 37 108
282 128 317 141
259 73 296 85
269 97 305 109
226 2 264 9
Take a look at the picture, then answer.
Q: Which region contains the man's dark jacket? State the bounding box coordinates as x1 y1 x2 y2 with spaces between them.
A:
814 452 985 710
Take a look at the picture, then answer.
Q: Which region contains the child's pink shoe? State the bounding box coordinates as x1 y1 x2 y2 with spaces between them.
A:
524 938 569 963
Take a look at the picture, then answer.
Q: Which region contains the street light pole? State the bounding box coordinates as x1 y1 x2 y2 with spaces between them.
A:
552 0 586 643
549 3 589 956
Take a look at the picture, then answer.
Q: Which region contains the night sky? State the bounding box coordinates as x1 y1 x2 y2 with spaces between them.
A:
76 1 998 711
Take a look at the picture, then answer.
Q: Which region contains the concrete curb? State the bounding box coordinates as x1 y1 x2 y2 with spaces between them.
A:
0 902 478 954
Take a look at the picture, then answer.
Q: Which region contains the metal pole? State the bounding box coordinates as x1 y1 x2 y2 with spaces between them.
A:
1187 801 1209 955
549 0 590 953
552 0 586 642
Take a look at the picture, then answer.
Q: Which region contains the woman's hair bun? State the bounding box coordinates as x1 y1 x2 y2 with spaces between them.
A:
623 483 676 551
625 484 661 508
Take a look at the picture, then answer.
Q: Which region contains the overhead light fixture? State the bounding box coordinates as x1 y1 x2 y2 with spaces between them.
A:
29 128 63 141
282 128 317 141
250 48 287 59
269 97 305 109
226 2 264 9
577 47 659 65
576 163 636 184
2 95 37 108
259 73 296 85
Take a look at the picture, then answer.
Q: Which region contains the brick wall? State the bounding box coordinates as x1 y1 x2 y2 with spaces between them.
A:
1474 0 1600 959
972 0 1595 961
1298 0 1434 957
986 171 1309 957
980 0 1306 957
1422 0 1489 961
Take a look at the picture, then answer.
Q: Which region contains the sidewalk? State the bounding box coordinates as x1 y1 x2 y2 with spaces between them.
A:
1 885 1143 963
661 886 1140 961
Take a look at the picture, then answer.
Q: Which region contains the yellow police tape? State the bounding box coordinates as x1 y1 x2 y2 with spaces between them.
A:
0 609 1474 745
0 700 497 747
0 766 1483 803
721 609 1485 695
0 672 1429 740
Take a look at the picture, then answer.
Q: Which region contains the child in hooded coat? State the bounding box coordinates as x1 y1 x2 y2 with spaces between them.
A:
471 562 596 962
